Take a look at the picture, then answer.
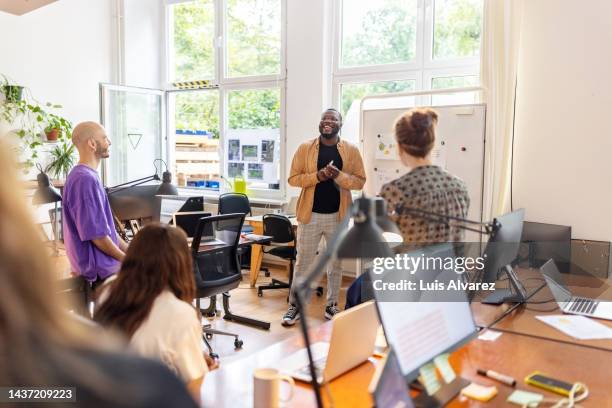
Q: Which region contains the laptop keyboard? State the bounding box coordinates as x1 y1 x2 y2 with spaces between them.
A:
569 297 599 315
296 356 327 378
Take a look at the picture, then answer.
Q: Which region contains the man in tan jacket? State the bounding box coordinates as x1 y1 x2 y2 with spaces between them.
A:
282 108 366 326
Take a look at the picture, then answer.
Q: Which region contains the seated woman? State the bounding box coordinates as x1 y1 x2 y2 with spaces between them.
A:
346 108 470 309
380 107 470 244
0 140 197 408
95 223 215 402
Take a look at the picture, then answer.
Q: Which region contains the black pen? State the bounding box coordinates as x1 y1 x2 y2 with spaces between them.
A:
477 368 516 387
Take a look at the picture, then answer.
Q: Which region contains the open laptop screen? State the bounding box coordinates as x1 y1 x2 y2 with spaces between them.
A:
540 260 573 305
372 244 477 382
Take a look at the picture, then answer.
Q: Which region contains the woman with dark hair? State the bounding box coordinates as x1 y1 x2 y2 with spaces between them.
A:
380 107 470 244
95 223 214 403
0 139 197 408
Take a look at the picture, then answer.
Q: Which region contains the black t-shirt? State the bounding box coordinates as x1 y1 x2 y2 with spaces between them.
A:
5 347 198 408
312 141 343 214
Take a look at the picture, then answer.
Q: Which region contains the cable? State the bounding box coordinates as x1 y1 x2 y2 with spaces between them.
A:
510 74 518 212
523 383 589 408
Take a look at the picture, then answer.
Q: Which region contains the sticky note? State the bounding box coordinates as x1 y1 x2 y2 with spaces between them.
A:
433 353 456 383
460 382 498 402
478 330 503 342
507 390 544 406
419 363 441 395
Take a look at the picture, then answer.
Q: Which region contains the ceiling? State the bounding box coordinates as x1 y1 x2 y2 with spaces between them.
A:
0 0 58 16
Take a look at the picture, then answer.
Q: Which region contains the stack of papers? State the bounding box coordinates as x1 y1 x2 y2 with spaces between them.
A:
535 315 612 340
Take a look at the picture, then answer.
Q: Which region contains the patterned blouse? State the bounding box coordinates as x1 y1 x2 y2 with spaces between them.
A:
379 165 470 244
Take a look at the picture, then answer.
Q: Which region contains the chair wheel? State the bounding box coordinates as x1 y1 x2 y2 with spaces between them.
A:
234 339 244 349
206 311 216 318
206 333 213 340
257 290 263 297
209 352 219 360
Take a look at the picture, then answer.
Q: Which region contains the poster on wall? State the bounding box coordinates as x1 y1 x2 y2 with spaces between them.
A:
228 162 244 178
261 140 275 163
242 145 258 161
247 163 264 180
224 129 281 185
375 133 398 160
228 140 240 161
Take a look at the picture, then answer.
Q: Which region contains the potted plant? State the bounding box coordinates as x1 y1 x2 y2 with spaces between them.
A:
44 113 71 142
46 140 76 180
1 74 24 103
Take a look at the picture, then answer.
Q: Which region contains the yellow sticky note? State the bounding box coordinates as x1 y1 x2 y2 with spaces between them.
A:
460 382 498 402
433 353 456 384
419 363 441 395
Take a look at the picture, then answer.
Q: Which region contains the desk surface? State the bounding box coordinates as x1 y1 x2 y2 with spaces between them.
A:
201 320 611 407
486 269 612 351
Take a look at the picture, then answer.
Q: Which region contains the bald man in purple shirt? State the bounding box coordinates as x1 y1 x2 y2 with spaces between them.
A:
62 122 128 283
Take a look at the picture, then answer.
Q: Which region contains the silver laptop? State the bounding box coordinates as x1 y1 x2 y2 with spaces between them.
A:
278 301 379 383
541 259 612 320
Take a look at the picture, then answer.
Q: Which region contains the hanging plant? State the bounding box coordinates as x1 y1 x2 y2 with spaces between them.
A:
0 74 71 172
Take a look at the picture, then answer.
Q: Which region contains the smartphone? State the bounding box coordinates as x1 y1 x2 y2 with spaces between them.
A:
524 371 574 396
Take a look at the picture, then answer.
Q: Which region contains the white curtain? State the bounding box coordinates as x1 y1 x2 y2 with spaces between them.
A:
480 0 524 219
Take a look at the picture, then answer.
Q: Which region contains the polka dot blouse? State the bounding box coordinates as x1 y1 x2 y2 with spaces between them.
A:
379 165 470 244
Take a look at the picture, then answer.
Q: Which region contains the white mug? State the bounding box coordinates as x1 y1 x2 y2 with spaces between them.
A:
253 368 294 408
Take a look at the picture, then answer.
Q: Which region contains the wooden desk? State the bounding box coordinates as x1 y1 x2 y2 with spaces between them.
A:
201 320 611 407
245 215 298 287
491 278 612 351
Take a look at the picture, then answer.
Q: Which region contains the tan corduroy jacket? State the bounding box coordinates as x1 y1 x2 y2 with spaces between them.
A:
288 137 366 224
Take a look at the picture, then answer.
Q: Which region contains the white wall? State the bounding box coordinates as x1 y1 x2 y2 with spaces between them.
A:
285 0 332 198
513 0 612 241
0 0 114 124
123 0 164 88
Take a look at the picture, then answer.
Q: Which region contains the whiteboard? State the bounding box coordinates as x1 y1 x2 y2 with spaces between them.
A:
361 104 486 227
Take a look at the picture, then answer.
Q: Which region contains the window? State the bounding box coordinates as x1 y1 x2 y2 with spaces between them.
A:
340 80 416 116
433 0 482 60
166 0 285 194
341 0 418 68
168 0 215 82
227 0 281 77
431 75 478 105
334 0 482 117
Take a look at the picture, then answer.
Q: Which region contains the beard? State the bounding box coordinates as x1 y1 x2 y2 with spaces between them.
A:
319 124 340 139
95 142 110 158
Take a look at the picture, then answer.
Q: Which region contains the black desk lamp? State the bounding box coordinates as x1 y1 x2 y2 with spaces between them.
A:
33 164 62 255
294 195 395 408
106 159 178 195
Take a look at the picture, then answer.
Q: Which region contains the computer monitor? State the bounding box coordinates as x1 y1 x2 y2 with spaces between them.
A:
372 244 477 383
480 208 526 304
520 221 571 273
108 184 160 222
173 211 211 240
157 195 204 223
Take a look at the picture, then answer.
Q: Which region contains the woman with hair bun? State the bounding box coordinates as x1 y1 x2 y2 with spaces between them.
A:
379 107 470 244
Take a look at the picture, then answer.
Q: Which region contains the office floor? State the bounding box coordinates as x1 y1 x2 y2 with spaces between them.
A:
200 266 349 365
52 250 349 366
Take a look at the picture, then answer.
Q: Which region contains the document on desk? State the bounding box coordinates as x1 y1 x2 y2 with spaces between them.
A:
536 315 612 340
199 239 227 246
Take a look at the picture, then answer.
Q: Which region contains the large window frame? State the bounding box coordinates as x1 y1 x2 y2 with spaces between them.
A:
164 0 287 198
332 0 482 112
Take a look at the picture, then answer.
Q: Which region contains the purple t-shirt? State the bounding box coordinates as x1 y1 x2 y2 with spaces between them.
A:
62 164 120 282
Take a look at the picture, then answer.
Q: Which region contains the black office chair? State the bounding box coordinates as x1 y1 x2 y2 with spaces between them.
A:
218 192 268 275
218 192 251 217
257 214 295 297
191 213 271 358
257 214 323 300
